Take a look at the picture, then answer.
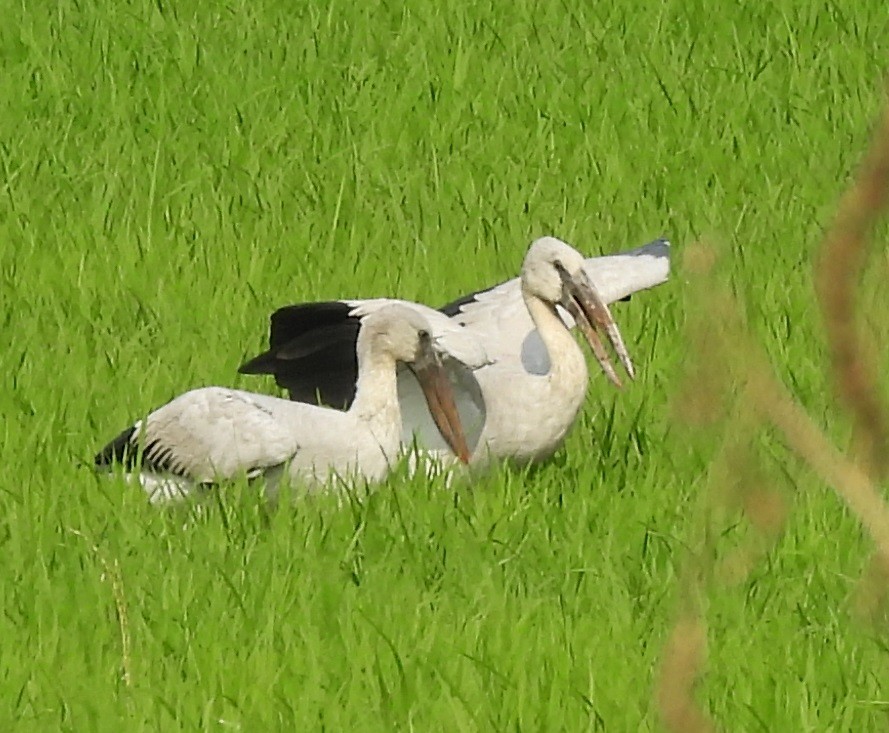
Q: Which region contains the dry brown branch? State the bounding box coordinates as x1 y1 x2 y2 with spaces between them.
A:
814 98 889 478
713 433 789 588
657 242 783 732
689 237 889 628
656 617 715 733
854 552 889 626
659 90 889 731
686 240 889 564
745 363 889 564
654 518 719 733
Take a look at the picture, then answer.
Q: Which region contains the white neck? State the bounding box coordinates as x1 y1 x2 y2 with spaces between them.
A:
349 346 402 436
521 287 589 396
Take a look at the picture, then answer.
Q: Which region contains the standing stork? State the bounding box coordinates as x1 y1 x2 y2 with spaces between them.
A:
239 236 669 467
95 304 479 504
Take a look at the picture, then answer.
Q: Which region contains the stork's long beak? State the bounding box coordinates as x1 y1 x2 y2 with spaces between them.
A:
559 268 635 388
410 337 473 464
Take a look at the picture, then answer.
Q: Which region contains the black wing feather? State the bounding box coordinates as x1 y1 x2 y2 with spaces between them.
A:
94 425 139 469
437 283 500 318
94 423 192 478
240 240 667 407
238 301 361 409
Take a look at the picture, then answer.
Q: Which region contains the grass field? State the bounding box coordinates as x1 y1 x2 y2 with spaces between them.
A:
2 1 889 729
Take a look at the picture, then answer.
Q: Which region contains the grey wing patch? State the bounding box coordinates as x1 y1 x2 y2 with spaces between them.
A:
520 330 552 375
164 390 299 482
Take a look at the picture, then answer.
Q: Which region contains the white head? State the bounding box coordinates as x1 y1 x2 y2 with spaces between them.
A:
519 236 636 388
357 303 472 463
358 304 435 364
520 237 588 304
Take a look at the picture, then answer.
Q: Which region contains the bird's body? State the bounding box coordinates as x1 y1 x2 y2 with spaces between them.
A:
467 293 591 465
240 237 669 468
96 305 474 503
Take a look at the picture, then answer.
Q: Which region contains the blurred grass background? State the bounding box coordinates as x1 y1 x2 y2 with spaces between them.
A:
1 0 888 729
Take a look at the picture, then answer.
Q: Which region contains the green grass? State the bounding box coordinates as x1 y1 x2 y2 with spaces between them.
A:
2 0 889 729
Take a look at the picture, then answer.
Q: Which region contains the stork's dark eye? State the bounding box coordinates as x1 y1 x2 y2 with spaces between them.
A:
418 329 430 340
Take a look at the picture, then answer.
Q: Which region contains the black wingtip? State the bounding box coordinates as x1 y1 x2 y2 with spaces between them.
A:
239 300 362 409
438 283 499 318
238 349 277 375
94 425 139 469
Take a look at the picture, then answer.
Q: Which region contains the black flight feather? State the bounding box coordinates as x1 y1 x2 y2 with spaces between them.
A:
94 425 139 469
238 301 361 409
437 284 499 318
94 422 192 478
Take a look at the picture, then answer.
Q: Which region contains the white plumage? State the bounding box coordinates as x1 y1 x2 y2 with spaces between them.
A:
240 236 670 468
443 238 670 372
95 304 477 503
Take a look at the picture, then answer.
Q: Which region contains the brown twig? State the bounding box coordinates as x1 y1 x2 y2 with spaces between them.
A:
660 89 889 731
814 97 889 478
687 241 889 564
744 348 889 563
656 617 716 733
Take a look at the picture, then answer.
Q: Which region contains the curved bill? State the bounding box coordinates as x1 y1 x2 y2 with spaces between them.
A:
558 267 635 388
410 337 473 464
